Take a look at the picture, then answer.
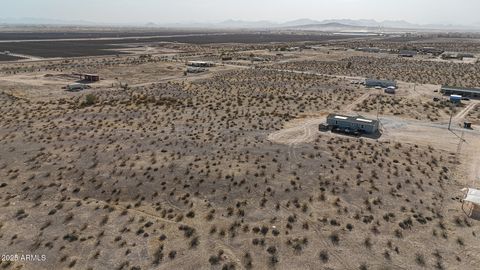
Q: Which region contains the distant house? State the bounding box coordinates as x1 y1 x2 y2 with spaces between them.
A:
187 61 215 67
286 47 300 52
458 53 475 59
365 79 397 88
441 52 475 60
398 50 417 57
441 85 480 99
326 114 379 134
356 47 380 53
186 67 207 73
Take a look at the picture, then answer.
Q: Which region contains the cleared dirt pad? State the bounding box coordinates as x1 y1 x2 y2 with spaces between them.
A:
268 117 326 145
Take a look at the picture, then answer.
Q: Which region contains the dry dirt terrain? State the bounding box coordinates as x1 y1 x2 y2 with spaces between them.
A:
1 31 480 270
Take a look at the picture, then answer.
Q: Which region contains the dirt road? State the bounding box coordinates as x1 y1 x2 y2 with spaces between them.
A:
454 101 479 121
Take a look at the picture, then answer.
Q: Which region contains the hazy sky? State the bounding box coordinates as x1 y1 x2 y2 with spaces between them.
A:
2 0 480 25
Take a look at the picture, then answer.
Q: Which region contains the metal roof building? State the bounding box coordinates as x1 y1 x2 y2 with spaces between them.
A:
186 66 207 73
73 73 100 82
365 79 397 88
187 61 215 67
84 74 100 82
441 85 480 98
326 114 379 134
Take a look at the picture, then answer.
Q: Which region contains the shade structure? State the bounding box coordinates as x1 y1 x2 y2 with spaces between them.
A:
463 188 480 205
462 188 480 219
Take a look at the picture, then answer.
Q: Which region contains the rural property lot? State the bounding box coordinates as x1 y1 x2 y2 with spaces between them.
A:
1 28 480 270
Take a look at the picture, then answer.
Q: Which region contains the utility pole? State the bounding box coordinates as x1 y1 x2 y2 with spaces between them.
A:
448 102 455 130
376 93 380 121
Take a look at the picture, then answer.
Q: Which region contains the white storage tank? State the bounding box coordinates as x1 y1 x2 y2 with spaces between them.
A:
450 94 462 103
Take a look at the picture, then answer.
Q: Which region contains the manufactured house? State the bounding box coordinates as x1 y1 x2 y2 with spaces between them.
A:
365 79 397 88
186 66 207 73
442 52 475 60
187 61 215 67
326 114 379 134
441 85 480 99
356 47 380 53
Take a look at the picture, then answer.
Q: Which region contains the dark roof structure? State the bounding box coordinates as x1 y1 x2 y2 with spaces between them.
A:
399 50 417 57
441 85 480 95
365 79 397 87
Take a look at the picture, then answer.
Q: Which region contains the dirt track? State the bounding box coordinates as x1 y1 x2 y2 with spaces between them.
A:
268 117 326 145
455 101 480 121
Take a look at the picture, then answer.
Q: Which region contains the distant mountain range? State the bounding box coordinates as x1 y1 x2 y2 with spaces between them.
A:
1 17 479 31
209 18 480 31
0 17 93 26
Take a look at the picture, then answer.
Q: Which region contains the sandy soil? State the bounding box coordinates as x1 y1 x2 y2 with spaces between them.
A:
2 35 480 270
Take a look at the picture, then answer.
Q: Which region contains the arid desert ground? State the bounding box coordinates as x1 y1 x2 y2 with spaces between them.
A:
1 28 480 270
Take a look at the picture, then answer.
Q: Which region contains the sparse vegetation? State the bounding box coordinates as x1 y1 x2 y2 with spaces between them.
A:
0 31 477 270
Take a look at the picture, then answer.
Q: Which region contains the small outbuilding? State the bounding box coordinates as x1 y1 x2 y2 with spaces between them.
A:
84 74 100 82
73 73 100 82
450 94 462 103
385 86 396 94
462 188 480 219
